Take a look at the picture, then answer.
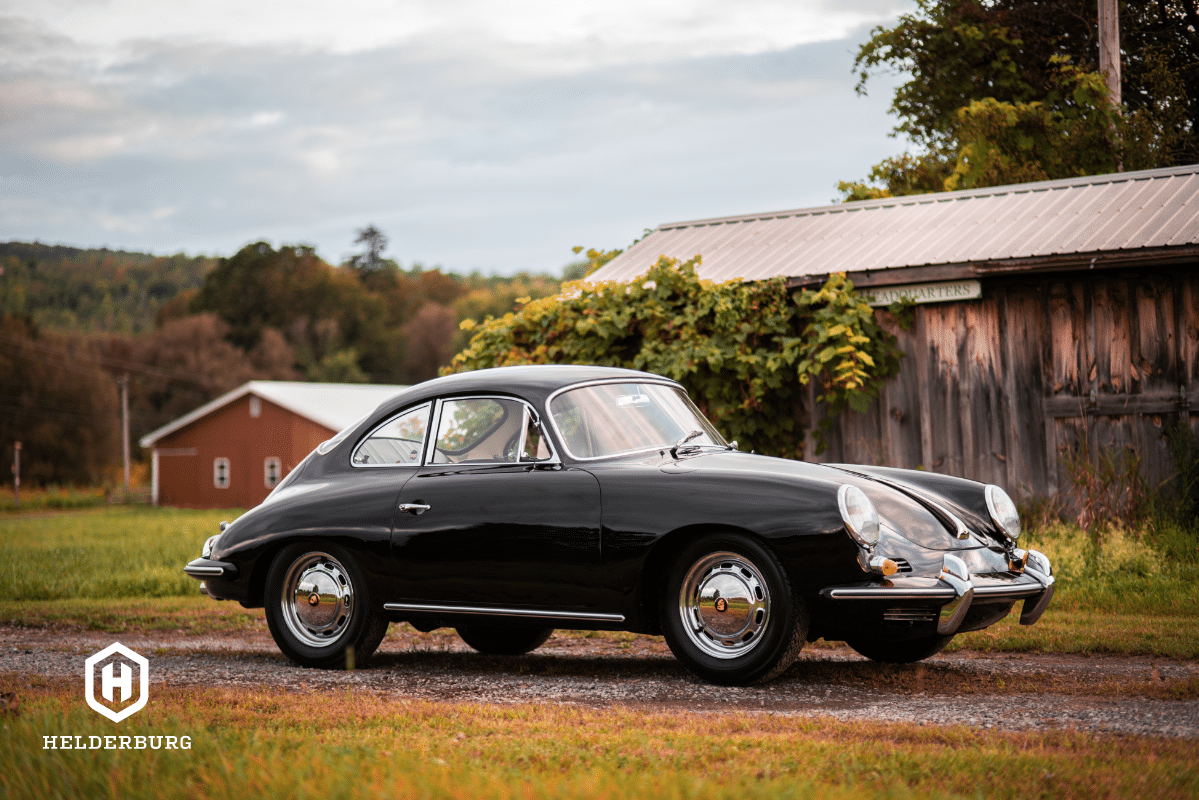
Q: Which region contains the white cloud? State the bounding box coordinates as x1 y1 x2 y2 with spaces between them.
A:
0 1 915 272
10 0 908 60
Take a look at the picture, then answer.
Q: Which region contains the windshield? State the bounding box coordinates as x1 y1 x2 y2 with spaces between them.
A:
549 382 726 459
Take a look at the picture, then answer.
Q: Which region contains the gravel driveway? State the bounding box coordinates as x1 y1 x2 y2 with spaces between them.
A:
3 624 1197 738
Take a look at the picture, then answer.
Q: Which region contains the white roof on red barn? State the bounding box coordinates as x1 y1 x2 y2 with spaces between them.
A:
138 381 407 448
587 164 1199 286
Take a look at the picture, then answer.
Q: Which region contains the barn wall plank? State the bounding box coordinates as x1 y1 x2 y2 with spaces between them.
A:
1004 283 1050 498
916 306 934 470
877 311 923 469
927 303 964 475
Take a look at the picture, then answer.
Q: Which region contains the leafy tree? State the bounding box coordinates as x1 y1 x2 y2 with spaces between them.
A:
192 242 395 382
448 257 903 457
403 303 459 384
0 315 121 486
842 0 1197 198
350 225 393 272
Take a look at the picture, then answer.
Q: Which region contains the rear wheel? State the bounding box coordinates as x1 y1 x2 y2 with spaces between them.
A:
660 533 807 685
457 625 553 655
845 633 953 664
265 543 389 669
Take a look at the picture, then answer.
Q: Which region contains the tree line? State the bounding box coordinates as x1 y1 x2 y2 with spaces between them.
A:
1 234 577 485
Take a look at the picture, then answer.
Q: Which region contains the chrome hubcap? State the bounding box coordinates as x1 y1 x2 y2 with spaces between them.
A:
678 551 770 659
281 552 354 649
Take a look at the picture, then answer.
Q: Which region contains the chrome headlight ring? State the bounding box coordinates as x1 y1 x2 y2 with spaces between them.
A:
837 484 880 548
202 534 222 559
984 484 1021 541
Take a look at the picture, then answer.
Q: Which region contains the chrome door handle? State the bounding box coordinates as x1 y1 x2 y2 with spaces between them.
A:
398 503 431 515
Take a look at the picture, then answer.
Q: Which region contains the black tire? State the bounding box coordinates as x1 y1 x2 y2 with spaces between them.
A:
457 625 554 655
660 533 808 686
845 634 954 664
264 542 389 669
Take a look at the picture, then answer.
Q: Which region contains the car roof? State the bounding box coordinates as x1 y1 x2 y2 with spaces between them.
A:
371 365 681 419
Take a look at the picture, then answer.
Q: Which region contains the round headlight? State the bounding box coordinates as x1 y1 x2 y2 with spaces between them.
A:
837 484 880 547
202 534 222 559
984 484 1021 540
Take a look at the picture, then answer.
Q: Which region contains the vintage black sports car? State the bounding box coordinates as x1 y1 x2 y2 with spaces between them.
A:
185 365 1054 685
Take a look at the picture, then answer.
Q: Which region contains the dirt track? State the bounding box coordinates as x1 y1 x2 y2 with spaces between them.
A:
3 624 1197 737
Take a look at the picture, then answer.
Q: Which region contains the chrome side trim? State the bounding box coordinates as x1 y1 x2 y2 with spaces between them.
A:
383 602 625 622
825 587 958 600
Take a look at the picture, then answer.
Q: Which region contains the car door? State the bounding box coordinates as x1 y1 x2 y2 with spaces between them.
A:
390 396 602 609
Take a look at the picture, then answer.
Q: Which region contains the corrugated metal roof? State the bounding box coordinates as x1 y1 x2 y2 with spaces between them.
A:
588 165 1199 285
138 381 407 447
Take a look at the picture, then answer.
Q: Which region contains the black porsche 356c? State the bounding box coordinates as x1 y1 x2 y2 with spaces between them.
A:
185 365 1054 685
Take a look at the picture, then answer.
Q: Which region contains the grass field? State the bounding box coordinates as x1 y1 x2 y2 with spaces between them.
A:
0 507 237 600
1 507 1197 656
3 678 1198 800
2 507 1197 800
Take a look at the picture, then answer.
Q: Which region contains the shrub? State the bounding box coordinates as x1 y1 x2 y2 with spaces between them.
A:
447 256 904 457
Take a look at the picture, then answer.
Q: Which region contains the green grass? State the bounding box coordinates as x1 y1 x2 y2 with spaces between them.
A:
3 679 1198 800
0 507 1196 658
949 609 1199 659
0 595 263 634
0 486 109 513
0 507 241 600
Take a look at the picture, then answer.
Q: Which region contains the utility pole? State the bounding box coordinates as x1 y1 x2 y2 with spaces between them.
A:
118 374 131 492
1098 0 1121 108
11 441 19 509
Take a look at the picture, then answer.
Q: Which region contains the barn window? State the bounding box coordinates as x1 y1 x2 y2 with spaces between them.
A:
249 397 262 418
264 457 281 488
213 457 230 489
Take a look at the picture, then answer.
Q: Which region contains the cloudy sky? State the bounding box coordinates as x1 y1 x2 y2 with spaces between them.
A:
1 0 914 274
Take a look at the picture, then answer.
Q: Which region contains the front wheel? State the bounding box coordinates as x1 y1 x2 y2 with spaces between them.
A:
456 625 553 655
660 533 807 685
845 633 953 664
265 543 389 669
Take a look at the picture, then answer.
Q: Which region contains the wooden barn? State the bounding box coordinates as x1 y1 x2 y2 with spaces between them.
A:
589 165 1199 502
138 381 405 509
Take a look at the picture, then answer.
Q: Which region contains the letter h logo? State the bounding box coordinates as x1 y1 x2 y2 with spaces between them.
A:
85 643 149 723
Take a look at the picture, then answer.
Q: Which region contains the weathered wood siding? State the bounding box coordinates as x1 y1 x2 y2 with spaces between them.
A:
807 265 1199 502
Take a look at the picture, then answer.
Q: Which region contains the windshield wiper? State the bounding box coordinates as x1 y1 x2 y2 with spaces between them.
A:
670 430 704 459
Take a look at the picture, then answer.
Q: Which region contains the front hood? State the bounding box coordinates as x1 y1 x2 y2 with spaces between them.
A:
660 451 987 551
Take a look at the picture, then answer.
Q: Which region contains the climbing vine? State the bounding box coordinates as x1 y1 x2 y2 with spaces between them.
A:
446 256 903 457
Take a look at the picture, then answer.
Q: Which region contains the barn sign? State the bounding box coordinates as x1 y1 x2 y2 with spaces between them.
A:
857 280 982 307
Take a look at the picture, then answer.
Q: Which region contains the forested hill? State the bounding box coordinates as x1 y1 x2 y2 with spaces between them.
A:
0 237 581 484
0 241 216 334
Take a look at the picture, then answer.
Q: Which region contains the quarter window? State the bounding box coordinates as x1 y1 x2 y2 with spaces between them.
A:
352 403 431 466
213 457 230 489
264 457 281 488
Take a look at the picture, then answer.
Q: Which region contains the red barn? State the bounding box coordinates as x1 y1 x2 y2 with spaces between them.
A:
139 381 405 509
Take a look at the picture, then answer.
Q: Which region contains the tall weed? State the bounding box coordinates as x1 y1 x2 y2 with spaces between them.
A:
1060 434 1151 538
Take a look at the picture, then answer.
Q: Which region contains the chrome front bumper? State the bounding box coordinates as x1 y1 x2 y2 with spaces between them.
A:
183 557 239 580
820 549 1055 635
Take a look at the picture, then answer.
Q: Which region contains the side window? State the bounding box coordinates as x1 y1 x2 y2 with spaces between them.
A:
431 398 525 463
352 403 431 466
213 457 230 489
264 457 281 488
